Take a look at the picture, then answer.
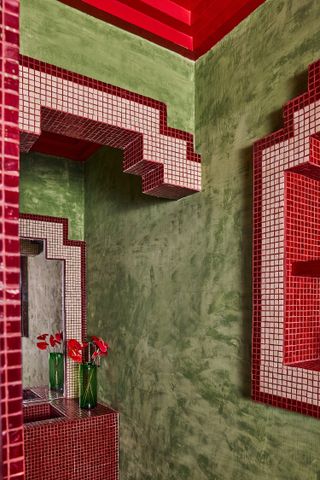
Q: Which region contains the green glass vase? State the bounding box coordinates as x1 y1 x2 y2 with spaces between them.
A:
49 352 64 391
79 362 97 409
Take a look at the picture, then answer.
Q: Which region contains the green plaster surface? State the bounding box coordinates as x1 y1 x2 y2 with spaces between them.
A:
20 153 84 240
84 1 320 479
20 0 194 133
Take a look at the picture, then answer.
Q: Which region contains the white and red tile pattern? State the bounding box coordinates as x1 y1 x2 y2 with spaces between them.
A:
19 56 201 200
253 59 320 417
0 1 25 479
19 214 86 399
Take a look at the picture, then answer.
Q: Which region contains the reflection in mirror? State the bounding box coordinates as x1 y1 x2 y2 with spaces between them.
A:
20 239 64 402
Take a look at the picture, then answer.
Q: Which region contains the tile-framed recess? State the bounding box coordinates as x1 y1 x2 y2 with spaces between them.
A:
19 55 201 200
19 214 86 399
253 58 320 417
0 1 25 479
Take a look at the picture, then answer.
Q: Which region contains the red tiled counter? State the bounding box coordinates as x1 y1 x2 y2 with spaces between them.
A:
23 400 119 480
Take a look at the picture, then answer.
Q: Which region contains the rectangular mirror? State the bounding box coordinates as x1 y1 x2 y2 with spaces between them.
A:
20 238 65 402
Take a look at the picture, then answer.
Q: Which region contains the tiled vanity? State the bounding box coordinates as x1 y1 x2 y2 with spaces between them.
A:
23 400 119 480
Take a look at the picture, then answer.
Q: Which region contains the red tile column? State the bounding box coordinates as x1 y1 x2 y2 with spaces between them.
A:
0 1 24 479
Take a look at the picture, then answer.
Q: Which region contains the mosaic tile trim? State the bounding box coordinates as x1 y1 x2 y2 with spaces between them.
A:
24 399 119 480
19 55 201 200
19 214 86 399
0 1 25 479
253 59 320 417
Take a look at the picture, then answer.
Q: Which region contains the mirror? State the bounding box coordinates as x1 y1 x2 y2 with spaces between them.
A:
20 238 65 402
19 213 86 402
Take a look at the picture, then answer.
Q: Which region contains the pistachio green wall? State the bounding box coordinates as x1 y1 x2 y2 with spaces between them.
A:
85 1 320 479
20 0 194 133
20 153 84 240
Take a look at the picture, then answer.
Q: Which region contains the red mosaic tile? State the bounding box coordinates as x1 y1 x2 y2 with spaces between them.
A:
23 399 119 480
19 55 201 199
0 1 25 478
253 58 320 417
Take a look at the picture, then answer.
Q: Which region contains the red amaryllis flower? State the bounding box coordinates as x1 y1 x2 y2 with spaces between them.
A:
92 336 109 355
49 331 63 348
37 333 48 341
67 337 110 365
36 331 63 351
55 331 63 343
67 339 84 363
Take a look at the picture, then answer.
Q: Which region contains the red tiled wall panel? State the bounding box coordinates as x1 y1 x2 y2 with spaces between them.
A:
252 58 320 418
0 0 25 478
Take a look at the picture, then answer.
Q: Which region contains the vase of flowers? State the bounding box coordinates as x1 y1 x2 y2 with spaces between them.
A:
36 332 64 391
67 336 109 409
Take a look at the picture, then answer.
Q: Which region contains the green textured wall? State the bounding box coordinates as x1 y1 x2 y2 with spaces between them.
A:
85 1 320 479
20 0 194 133
20 153 84 240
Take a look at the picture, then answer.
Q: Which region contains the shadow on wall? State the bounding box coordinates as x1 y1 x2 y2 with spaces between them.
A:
87 146 172 211
239 145 253 399
238 66 310 399
267 69 309 134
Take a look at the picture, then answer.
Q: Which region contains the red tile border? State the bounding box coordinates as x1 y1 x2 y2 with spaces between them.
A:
0 1 25 478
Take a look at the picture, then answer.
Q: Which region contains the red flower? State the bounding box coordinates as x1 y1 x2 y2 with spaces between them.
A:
92 336 109 355
49 331 63 347
67 337 110 365
37 333 48 341
67 339 84 363
36 331 63 351
55 331 63 343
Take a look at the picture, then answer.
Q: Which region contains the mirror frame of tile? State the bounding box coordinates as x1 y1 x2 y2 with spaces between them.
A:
253 58 320 418
19 213 86 399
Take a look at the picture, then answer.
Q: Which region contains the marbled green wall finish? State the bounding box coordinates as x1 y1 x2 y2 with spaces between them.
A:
20 153 84 240
20 0 194 133
85 0 320 479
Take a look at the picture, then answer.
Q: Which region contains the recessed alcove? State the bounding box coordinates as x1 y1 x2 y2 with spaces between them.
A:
284 166 320 371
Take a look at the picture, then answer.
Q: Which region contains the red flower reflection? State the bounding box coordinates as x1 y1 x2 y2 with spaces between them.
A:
36 331 63 351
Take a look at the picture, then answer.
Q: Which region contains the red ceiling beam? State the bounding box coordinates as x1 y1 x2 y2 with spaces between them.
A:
138 0 192 25
59 0 267 60
65 0 193 49
60 0 196 58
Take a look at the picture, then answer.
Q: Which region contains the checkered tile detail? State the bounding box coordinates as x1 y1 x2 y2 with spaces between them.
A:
19 56 201 199
24 399 119 480
253 59 320 417
19 214 86 399
0 1 25 479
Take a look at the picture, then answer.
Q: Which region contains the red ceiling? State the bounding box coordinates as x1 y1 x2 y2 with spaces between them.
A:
59 0 266 59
